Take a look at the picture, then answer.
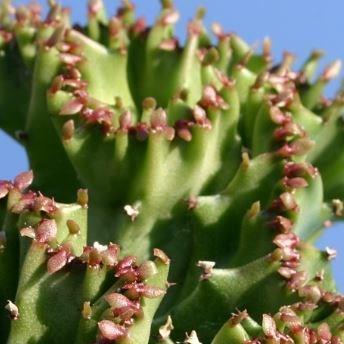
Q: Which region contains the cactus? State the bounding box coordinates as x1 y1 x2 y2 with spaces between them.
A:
0 0 344 343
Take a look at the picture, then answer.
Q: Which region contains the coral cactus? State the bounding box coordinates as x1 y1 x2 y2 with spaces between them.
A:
0 0 344 343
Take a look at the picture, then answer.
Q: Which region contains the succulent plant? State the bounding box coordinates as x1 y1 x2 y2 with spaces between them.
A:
1 0 344 343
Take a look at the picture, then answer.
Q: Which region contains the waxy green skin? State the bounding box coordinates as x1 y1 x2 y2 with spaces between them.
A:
0 0 344 343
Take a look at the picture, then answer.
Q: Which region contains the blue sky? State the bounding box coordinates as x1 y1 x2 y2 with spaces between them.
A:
2 0 344 291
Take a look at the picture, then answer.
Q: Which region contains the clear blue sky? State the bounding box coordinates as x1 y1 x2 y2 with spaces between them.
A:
3 0 343 291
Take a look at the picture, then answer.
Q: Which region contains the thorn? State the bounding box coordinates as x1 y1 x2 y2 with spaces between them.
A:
263 37 272 61
278 51 295 75
270 247 284 262
66 219 80 235
153 248 170 264
82 301 92 320
160 0 174 9
166 281 177 288
77 189 88 207
211 22 224 39
119 0 135 13
324 247 337 260
196 260 215 280
239 50 253 67
332 199 343 217
124 204 140 221
176 121 192 142
46 24 66 47
195 7 206 20
114 96 124 109
93 241 108 253
247 201 261 219
310 49 325 60
48 0 56 8
62 119 75 141
187 196 198 210
314 269 325 282
184 330 202 344
88 0 103 16
161 9 179 26
142 97 157 110
241 151 250 169
84 246 102 267
228 309 248 327
159 316 174 340
5 300 19 320
322 60 342 82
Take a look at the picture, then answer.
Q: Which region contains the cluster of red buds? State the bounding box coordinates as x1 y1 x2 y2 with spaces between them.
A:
263 93 344 314
0 171 56 215
268 167 305 290
172 85 227 142
264 100 317 293
1 170 169 342
239 305 343 344
52 32 225 145
94 250 168 342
